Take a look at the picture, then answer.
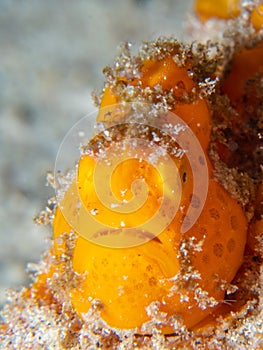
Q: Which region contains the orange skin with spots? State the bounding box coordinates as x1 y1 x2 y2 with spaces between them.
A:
50 55 248 332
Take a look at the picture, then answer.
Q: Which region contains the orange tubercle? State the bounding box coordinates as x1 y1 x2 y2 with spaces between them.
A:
250 4 263 30
194 0 240 21
141 57 211 150
101 56 211 150
195 0 263 30
222 42 263 105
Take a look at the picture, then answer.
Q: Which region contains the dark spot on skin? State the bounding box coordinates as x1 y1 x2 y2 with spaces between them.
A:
209 208 220 220
227 238 236 253
202 253 209 264
213 243 224 257
230 215 238 230
199 156 205 165
182 214 191 230
190 194 201 208
148 277 157 286
199 227 207 236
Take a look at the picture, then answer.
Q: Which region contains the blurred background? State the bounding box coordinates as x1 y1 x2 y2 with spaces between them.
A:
0 0 192 304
